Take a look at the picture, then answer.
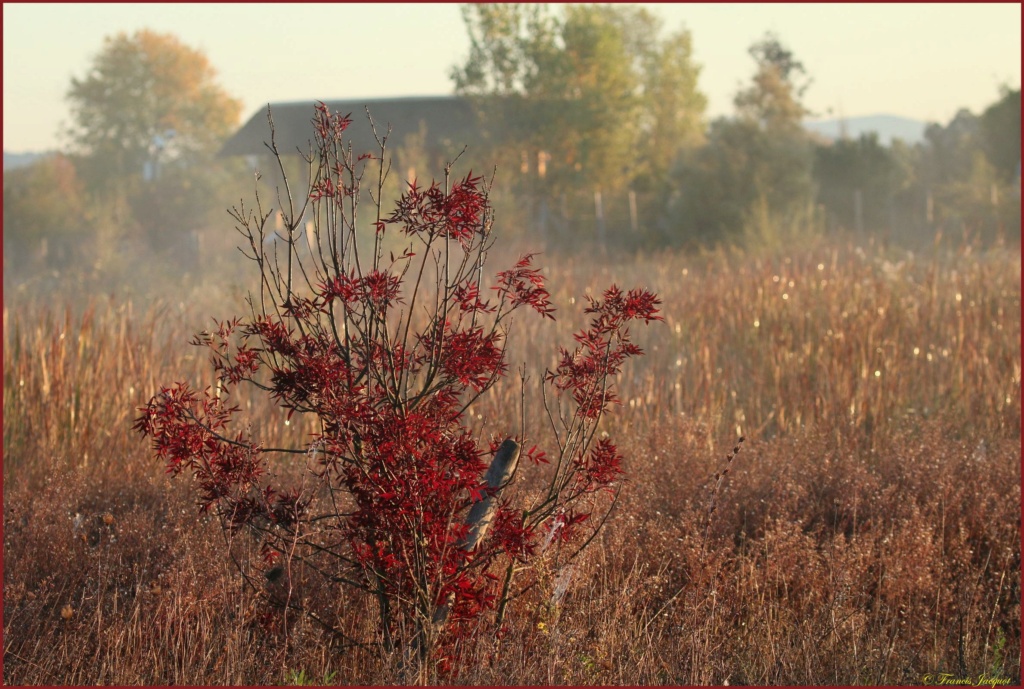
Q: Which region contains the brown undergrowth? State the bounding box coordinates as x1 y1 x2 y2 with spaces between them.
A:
4 239 1020 684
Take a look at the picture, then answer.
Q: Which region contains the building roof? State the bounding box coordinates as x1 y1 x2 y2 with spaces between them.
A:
219 96 481 158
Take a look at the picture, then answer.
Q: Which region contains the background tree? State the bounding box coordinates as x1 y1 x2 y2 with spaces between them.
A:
450 4 556 97
918 108 981 191
733 34 811 131
452 3 705 241
539 4 644 195
978 87 1021 238
634 29 707 194
2 154 92 269
813 132 906 234
665 33 816 248
979 87 1021 185
67 29 241 186
807 86 1019 248
909 98 1018 242
66 30 243 255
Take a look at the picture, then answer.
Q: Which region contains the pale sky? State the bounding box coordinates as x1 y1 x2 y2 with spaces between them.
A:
3 3 1020 153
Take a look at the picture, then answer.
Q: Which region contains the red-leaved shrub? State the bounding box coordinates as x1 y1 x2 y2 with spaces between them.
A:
134 103 661 679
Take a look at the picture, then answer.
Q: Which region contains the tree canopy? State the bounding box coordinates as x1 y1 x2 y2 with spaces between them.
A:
667 33 816 248
2 154 90 266
58 29 247 257
66 29 242 187
979 86 1021 184
451 4 706 197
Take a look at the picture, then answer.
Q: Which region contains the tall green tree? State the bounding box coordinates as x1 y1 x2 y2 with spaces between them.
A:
542 5 643 194
813 133 905 233
734 33 816 226
915 101 1018 242
451 4 705 201
451 4 557 97
666 33 816 248
636 29 706 192
919 108 981 189
979 86 1021 184
978 87 1020 239
734 34 811 130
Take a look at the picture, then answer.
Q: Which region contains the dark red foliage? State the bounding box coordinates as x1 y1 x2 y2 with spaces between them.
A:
573 437 625 493
312 100 351 142
385 173 489 248
546 285 662 418
494 253 555 319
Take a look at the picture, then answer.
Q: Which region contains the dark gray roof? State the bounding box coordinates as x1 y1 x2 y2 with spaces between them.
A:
220 96 481 158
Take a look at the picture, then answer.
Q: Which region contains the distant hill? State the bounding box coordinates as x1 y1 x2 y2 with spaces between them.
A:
3 150 52 170
803 114 927 146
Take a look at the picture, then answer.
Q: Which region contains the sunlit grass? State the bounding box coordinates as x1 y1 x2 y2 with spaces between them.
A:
4 237 1020 684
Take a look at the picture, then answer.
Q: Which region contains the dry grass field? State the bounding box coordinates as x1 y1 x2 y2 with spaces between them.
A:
3 236 1020 685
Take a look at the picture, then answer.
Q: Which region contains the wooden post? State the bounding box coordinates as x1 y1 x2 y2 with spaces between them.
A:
854 188 863 233
561 193 569 236
629 189 638 233
408 438 521 677
594 189 605 244
434 439 520 626
461 438 521 551
538 197 549 245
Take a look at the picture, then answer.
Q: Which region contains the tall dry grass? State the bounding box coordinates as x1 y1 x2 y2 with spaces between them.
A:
4 237 1020 684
